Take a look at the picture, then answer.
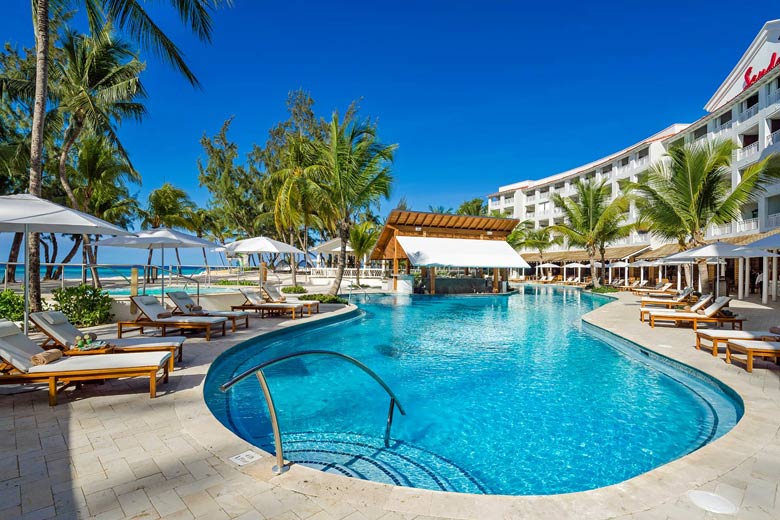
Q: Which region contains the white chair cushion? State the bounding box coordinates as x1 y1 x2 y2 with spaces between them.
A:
27 351 170 373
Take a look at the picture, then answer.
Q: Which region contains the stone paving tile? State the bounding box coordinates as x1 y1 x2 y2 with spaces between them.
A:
4 297 780 519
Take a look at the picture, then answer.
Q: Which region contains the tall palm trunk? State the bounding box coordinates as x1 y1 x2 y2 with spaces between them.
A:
588 247 600 288
289 231 297 287
5 232 24 283
44 233 58 279
698 260 710 293
52 235 82 280
329 221 350 296
146 249 154 282
58 124 82 208
355 258 361 287
175 248 182 275
84 235 101 287
28 0 50 312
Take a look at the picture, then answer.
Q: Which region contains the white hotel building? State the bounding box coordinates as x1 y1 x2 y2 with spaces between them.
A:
488 20 780 256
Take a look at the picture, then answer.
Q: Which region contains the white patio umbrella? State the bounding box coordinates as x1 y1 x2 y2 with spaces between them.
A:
224 236 304 287
608 260 630 284
663 242 744 297
0 194 135 333
631 260 655 284
96 228 218 297
565 262 588 281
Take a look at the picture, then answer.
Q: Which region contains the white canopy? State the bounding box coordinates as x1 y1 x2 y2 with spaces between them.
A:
0 194 134 235
396 236 530 268
311 237 353 254
97 227 217 250
0 194 135 333
224 236 303 254
564 262 589 268
745 233 780 250
538 263 560 268
608 261 630 268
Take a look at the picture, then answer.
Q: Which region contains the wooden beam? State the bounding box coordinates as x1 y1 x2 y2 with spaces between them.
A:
492 268 499 293
430 266 436 295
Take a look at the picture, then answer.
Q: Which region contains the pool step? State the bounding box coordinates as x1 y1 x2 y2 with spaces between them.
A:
279 432 489 494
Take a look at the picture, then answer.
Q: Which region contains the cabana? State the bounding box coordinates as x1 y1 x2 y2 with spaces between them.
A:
370 211 530 294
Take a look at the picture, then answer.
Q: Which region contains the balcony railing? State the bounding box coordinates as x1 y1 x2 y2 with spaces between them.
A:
712 121 732 136
739 104 759 122
705 218 759 238
525 196 536 203
735 141 759 161
770 88 780 105
767 129 780 147
768 212 780 228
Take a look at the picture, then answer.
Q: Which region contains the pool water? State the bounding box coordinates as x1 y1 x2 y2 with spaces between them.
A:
204 286 742 495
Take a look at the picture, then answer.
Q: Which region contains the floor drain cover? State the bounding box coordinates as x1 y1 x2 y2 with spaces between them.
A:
229 450 263 466
687 490 738 514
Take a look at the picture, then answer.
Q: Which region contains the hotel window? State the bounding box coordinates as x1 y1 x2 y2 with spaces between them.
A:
718 110 732 127
745 94 759 109
693 126 707 140
620 157 630 168
637 148 648 160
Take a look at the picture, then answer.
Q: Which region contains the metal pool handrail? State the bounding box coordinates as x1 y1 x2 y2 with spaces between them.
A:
220 350 406 474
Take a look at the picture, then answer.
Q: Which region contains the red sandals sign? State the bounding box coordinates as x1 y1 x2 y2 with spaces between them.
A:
744 52 779 90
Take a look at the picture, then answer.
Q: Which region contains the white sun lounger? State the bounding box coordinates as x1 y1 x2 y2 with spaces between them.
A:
124 296 228 340
232 289 305 319
30 311 185 371
726 340 780 372
640 287 694 307
640 294 712 322
0 320 170 405
696 329 780 357
648 297 744 330
166 291 249 331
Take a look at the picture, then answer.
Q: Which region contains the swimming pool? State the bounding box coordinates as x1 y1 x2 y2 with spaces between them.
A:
106 286 239 296
204 286 742 495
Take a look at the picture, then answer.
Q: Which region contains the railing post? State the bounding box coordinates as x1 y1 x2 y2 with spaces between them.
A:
255 370 288 474
384 397 396 447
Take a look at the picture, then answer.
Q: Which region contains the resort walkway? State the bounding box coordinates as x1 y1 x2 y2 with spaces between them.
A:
2 293 779 519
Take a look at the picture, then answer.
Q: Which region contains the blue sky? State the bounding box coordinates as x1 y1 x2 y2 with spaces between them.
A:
1 1 778 265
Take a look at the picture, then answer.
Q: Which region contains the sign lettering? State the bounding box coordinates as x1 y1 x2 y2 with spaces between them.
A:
744 52 779 90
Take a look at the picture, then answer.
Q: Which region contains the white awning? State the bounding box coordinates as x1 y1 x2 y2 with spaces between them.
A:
396 236 530 268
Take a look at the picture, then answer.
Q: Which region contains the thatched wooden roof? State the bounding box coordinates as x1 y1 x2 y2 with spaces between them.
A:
523 244 650 263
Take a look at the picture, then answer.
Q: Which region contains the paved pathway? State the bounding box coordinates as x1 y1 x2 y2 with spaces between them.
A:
2 292 779 519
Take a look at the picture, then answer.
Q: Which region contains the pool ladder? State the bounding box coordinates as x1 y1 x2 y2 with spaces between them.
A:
220 350 406 475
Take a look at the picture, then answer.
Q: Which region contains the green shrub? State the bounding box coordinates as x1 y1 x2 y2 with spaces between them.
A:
589 286 619 294
214 280 257 286
0 289 25 321
281 285 307 294
52 285 113 327
298 293 348 304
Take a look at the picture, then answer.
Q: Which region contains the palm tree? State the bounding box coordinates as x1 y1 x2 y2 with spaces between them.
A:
456 197 487 216
428 205 453 214
314 111 397 295
26 0 231 310
349 221 380 287
140 183 196 275
631 139 780 291
550 179 631 288
508 227 562 269
187 208 217 271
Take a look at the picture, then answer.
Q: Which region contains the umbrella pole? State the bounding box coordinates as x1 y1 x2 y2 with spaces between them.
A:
772 255 777 302
23 224 29 335
677 265 681 291
738 258 744 300
161 248 165 302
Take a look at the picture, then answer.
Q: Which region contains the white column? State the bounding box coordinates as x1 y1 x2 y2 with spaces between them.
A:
745 258 751 297
763 257 769 305
772 255 777 301
677 265 682 291
737 258 744 300
608 267 612 284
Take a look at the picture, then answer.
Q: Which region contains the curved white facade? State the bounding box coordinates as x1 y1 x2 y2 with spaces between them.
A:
488 20 780 251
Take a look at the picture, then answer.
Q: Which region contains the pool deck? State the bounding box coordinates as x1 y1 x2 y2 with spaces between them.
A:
2 292 780 519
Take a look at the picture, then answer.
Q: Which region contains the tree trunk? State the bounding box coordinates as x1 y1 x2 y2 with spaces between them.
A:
174 248 182 275
599 250 607 285
58 124 82 209
289 231 297 287
589 254 600 288
28 0 50 313
329 221 350 296
683 264 693 289
146 249 154 282
83 235 101 287
52 235 82 280
40 235 50 274
44 233 58 279
698 259 710 294
5 232 23 283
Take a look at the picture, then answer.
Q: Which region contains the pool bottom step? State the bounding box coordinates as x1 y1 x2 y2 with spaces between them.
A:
276 432 489 494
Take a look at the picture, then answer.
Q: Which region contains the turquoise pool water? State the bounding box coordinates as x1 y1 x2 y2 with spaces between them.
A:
106 286 239 296
204 285 742 495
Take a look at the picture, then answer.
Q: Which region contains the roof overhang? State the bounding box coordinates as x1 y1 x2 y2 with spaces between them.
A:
395 236 531 268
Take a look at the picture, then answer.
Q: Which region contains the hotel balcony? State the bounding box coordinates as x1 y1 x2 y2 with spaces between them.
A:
711 121 733 139
734 141 760 163
767 129 780 147
770 88 780 106
705 218 759 238
738 104 759 123
525 195 536 203
768 212 780 228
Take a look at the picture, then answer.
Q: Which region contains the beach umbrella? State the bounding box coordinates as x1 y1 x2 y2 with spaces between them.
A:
224 236 304 286
0 194 135 333
565 262 588 280
631 259 655 283
663 242 744 297
97 228 218 297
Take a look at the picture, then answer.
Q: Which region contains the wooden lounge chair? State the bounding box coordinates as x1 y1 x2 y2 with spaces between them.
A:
634 282 674 295
0 320 170 406
231 289 304 319
122 296 227 341
30 311 185 371
619 280 640 290
632 282 666 295
696 329 780 357
640 294 712 322
726 340 780 372
648 296 744 331
166 291 249 331
261 286 320 316
640 287 694 308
